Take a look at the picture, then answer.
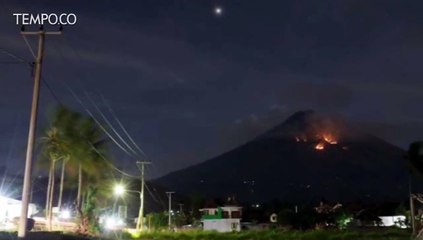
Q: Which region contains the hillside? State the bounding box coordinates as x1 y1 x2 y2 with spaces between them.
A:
155 111 409 203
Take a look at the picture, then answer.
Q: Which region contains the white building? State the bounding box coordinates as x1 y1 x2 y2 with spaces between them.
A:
379 215 407 228
0 196 37 228
199 206 242 232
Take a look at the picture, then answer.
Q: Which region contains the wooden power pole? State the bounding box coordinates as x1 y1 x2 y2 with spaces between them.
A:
18 27 61 239
136 161 151 231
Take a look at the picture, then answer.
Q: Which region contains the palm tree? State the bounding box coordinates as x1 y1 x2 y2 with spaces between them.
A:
57 156 68 211
39 127 68 230
71 116 109 212
39 105 111 231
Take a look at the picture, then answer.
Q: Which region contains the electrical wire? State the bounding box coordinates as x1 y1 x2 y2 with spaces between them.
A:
89 142 139 179
41 77 63 105
52 36 165 198
21 34 36 59
85 92 139 158
1 43 60 106
49 37 150 182
6 17 161 206
90 141 164 210
55 36 143 161
101 95 148 158
63 81 135 158
0 47 31 65
145 182 165 207
101 94 165 178
58 36 160 177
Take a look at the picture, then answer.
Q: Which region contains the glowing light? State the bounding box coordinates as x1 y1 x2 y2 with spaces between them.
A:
321 133 338 144
114 184 125 196
60 209 71 219
315 142 325 150
104 216 125 230
295 136 307 142
214 6 223 16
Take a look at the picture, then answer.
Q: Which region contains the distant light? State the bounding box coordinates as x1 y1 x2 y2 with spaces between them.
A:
214 6 223 16
315 142 325 150
105 216 125 230
60 209 71 219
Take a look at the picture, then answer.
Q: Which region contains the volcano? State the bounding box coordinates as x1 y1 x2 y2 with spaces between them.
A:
155 111 409 203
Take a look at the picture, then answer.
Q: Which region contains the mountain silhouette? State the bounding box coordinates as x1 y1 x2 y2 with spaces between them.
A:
155 111 409 203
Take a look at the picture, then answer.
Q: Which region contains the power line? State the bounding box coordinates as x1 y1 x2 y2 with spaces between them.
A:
63 81 135 158
41 77 62 105
101 95 148 158
0 61 27 65
89 142 139 178
145 182 166 208
56 36 160 178
21 34 36 59
0 47 31 65
53 36 144 162
86 93 139 158
101 94 164 177
49 35 162 189
0 46 62 104
92 146 163 209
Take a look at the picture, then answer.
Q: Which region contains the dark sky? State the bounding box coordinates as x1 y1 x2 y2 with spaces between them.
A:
0 0 422 178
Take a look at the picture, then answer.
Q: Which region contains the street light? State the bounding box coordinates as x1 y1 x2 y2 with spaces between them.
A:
114 184 140 196
113 184 144 231
114 184 125 196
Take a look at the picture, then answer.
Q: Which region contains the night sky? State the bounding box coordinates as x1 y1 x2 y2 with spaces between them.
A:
0 0 422 178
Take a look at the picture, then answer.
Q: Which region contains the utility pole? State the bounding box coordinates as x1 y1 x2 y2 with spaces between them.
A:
18 27 61 240
411 194 416 236
178 203 184 214
409 175 416 237
166 191 175 229
136 161 151 231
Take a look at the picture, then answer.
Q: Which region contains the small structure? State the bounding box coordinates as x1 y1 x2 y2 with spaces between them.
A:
199 197 242 232
379 215 406 228
0 196 37 230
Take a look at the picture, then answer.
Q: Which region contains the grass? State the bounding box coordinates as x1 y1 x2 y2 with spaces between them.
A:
124 228 411 240
0 228 413 240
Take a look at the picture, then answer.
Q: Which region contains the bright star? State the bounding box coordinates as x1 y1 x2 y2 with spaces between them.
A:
214 6 223 16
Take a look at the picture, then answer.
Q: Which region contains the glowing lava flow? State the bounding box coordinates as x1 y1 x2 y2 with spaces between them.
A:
323 134 337 144
294 132 338 150
315 142 325 150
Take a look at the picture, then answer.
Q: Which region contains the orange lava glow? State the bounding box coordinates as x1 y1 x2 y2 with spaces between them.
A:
322 134 337 144
315 142 325 150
